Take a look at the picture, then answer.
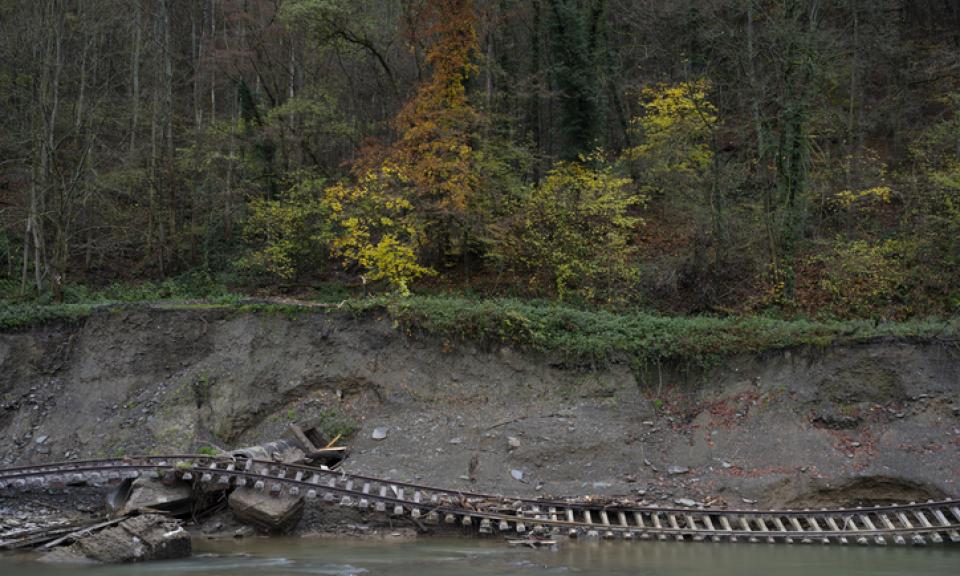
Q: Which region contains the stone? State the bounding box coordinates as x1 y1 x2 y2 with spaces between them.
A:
448 437 463 445
720 461 733 469
507 436 521 449
510 469 524 481
228 487 304 533
667 465 690 476
674 498 699 507
372 427 388 440
35 435 48 444
40 514 191 564
742 498 758 505
114 478 194 515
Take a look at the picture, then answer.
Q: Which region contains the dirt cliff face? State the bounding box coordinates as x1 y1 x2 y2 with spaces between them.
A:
1 307 958 509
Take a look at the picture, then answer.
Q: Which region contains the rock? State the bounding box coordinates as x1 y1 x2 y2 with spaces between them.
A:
812 412 861 430
228 487 304 533
742 498 758 505
372 427 388 440
35 435 48 444
40 514 190 564
507 436 521 449
851 441 861 448
667 465 690 476
116 478 194 515
510 469 525 481
720 461 733 469
448 437 463 445
674 498 699 507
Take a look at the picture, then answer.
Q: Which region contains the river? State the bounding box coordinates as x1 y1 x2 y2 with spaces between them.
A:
1 537 959 575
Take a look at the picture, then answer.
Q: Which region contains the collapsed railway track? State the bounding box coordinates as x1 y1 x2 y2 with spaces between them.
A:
1 456 958 547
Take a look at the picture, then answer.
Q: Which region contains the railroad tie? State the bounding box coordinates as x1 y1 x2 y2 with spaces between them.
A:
667 514 684 542
340 480 355 506
393 487 405 516
718 516 736 543
805 516 830 545
741 516 759 543
931 508 960 542
479 518 493 534
531 506 546 535
913 508 942 544
950 506 960 525
358 482 371 509
600 510 615 539
843 516 868 546
652 512 669 541
583 510 598 539
375 485 388 511
702 515 722 543
788 516 811 544
619 511 633 539
857 514 884 545
771 517 791 544
566 509 577 538
755 517 776 544
685 514 704 542
879 513 905 545
407 490 421 519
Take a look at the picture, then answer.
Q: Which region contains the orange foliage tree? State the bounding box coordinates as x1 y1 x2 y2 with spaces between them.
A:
388 0 481 264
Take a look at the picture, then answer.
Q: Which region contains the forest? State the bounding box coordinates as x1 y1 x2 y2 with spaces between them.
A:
1 0 959 320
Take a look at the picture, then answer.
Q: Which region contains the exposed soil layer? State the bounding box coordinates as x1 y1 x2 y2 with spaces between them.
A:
1 307 958 519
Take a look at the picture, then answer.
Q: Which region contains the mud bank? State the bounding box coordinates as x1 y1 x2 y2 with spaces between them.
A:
1 307 958 520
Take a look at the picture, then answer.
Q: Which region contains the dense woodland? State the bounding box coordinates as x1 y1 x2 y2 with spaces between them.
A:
1 0 959 319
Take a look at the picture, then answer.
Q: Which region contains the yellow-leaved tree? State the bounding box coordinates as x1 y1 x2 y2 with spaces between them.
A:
507 152 641 302
624 79 717 204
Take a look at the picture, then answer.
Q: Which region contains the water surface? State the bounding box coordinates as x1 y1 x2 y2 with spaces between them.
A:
1 537 958 575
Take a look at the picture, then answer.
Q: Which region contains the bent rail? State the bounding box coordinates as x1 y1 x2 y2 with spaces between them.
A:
1 456 958 546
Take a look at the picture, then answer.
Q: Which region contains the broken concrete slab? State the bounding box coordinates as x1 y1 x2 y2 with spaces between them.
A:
228 487 304 533
114 478 194 516
39 514 190 564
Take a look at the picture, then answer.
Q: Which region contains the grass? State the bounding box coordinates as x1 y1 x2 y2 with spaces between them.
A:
2 284 957 366
360 294 960 367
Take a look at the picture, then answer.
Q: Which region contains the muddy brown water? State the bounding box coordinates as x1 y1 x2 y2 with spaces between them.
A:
1 538 959 575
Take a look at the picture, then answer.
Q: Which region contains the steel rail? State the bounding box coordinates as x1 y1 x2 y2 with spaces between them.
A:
2 457 959 545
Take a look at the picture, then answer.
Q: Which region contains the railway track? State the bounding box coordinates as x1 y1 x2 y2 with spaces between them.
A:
1 455 958 546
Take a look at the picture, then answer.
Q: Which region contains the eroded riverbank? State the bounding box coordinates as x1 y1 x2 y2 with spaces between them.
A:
2 306 957 513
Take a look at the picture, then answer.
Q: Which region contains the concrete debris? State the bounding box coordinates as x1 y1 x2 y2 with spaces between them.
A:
39 514 190 564
228 488 304 533
117 478 193 516
372 427 388 440
510 469 525 481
